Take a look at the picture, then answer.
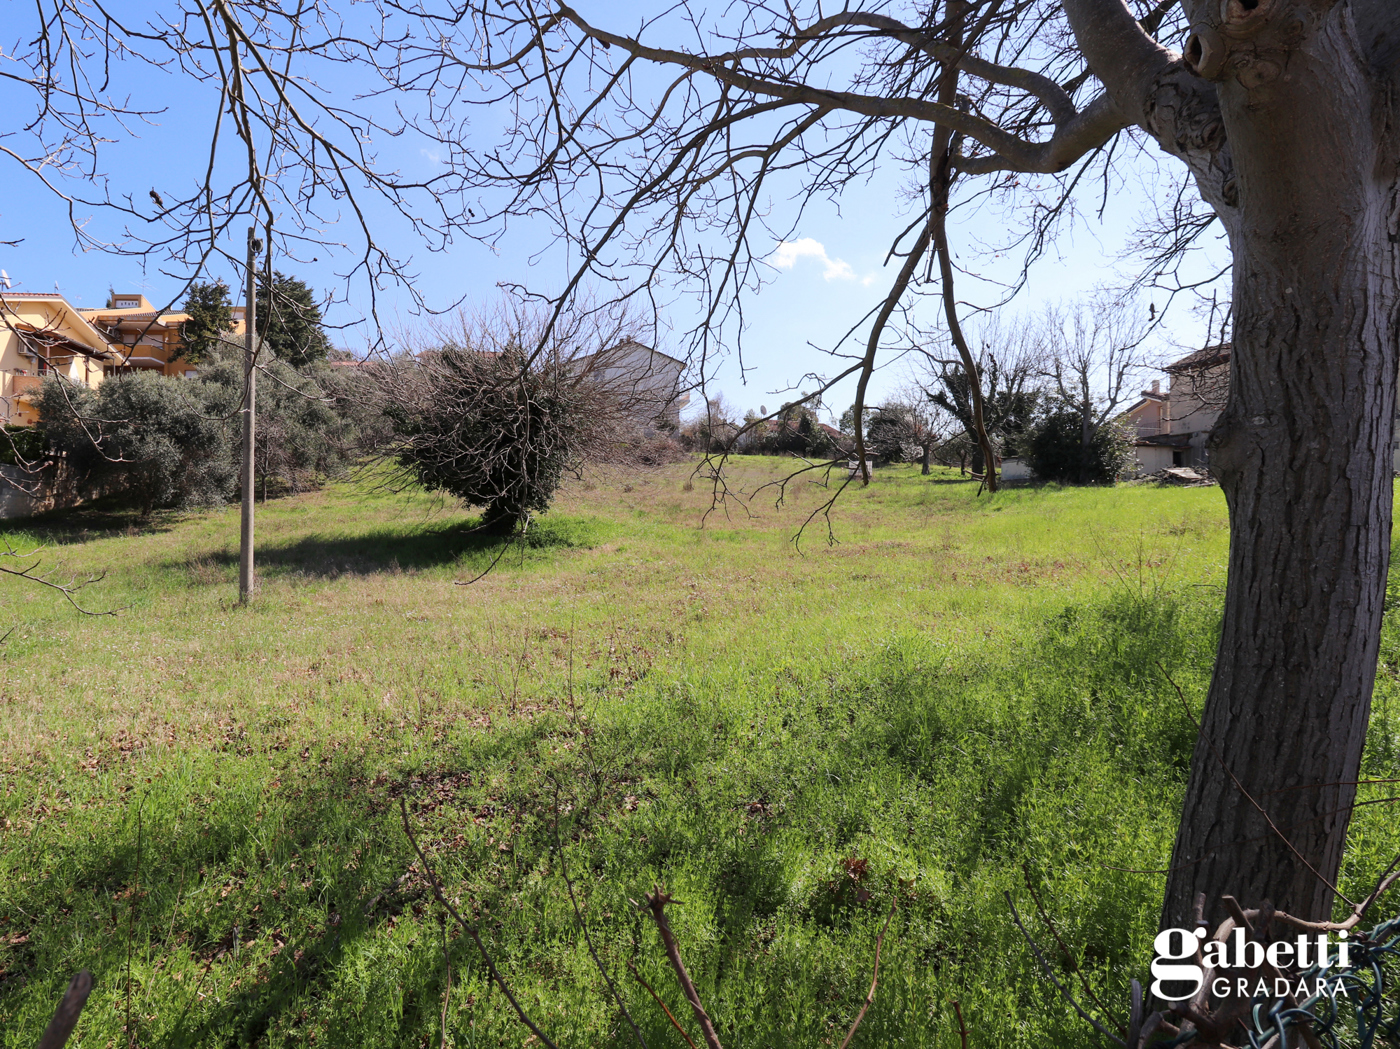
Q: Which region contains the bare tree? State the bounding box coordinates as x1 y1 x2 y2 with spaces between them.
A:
923 312 1043 476
5 3 470 329
362 0 1400 940
1039 294 1150 471
890 387 949 475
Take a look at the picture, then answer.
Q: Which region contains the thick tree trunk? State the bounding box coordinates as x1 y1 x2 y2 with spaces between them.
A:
1156 3 1400 929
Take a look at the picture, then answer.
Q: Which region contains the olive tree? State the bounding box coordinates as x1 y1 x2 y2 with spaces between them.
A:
37 373 235 516
369 306 648 535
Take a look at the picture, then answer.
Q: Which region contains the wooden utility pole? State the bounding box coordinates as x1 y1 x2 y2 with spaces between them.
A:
239 227 259 604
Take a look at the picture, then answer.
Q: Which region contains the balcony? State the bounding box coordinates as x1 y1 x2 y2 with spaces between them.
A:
8 373 44 401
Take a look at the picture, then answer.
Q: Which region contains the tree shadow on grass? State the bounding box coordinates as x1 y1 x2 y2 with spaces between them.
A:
186 514 600 581
0 751 471 1049
0 498 181 544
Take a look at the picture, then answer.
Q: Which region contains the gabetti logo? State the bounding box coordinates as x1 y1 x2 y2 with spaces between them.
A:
1150 927 1353 1002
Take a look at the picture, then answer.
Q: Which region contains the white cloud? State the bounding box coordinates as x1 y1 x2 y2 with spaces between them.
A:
771 237 857 282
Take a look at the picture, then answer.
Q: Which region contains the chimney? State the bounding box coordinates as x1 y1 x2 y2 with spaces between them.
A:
1151 380 1160 394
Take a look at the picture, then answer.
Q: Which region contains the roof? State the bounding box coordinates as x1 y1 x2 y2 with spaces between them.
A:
575 339 685 369
81 309 187 325
10 321 115 362
1165 343 1231 374
3 292 124 356
1123 394 1168 418
1135 432 1192 448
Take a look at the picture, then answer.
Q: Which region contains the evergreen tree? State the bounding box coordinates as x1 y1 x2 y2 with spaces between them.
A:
177 280 235 364
255 271 331 367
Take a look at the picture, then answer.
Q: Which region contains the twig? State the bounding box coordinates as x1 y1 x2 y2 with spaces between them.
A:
640 885 724 1049
951 999 969 1049
1212 852 1400 934
1127 979 1143 1049
126 799 144 1048
549 778 648 1049
398 798 562 1049
37 971 93 1049
627 958 699 1049
173 949 218 1033
0 539 120 616
454 533 517 586
440 918 452 1049
1022 864 1126 1036
1156 662 1355 908
837 903 897 1049
1005 892 1126 1046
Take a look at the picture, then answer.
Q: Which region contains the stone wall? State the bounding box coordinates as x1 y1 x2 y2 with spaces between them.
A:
0 458 108 519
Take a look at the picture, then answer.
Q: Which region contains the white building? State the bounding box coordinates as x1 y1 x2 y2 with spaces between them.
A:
573 340 690 429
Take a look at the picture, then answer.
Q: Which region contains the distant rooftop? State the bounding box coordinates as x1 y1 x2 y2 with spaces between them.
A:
1165 343 1231 374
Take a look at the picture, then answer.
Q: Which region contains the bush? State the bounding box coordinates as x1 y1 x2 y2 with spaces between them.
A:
379 345 608 534
0 425 45 467
1026 410 1133 484
37 372 235 515
737 402 841 457
198 350 358 496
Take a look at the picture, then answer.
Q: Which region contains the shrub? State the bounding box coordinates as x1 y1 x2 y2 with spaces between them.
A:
737 402 841 457
198 350 358 496
379 346 609 534
37 372 235 515
1026 410 1133 484
0 425 45 467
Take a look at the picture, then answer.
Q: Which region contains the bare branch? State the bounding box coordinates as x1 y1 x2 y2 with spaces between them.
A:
639 885 724 1049
398 798 562 1049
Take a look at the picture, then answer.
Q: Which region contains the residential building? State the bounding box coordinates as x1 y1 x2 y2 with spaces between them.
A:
78 293 200 378
1 290 197 427
573 340 690 428
0 293 118 426
1122 345 1229 472
1125 342 1400 473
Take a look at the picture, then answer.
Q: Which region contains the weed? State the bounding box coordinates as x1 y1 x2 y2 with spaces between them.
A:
0 462 1394 1048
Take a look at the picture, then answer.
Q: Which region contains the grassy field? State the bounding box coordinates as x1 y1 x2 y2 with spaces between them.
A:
3 459 1400 1048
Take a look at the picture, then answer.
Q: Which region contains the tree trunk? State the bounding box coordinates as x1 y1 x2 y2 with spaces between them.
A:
1157 3 1400 929
921 441 932 475
1080 402 1095 486
481 498 524 537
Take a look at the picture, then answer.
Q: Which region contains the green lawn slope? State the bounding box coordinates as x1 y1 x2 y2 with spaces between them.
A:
2 461 1398 1047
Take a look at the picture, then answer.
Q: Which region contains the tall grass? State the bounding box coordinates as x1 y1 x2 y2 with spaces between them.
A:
1 462 1397 1047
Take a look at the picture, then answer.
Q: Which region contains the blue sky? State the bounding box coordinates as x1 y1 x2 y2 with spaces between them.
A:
0 3 1229 423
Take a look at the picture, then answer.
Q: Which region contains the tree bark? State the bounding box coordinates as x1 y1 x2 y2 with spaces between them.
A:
1066 0 1400 928
1158 3 1400 929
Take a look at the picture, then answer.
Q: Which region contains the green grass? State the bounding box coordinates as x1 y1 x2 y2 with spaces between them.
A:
2 460 1398 1048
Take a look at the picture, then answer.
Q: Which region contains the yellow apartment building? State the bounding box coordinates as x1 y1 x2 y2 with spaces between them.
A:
78 293 200 379
0 291 198 426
